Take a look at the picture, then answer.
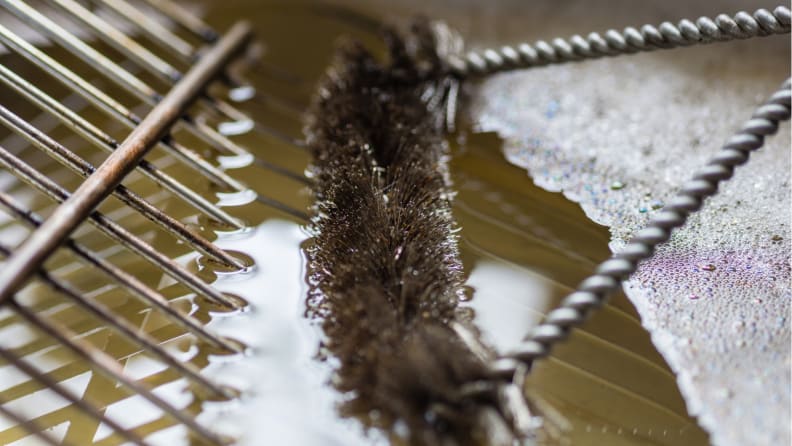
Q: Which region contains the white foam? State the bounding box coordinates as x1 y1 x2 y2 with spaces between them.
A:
471 35 790 446
198 221 380 445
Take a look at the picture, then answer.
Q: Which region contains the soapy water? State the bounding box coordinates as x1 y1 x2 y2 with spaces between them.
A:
192 131 708 446
188 3 711 443
471 32 790 446
0 1 748 444
196 222 557 446
197 221 379 446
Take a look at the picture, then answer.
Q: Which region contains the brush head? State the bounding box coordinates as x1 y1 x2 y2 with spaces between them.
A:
304 19 538 445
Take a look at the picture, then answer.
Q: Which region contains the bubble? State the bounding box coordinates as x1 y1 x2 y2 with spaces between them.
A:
715 388 734 400
545 100 560 118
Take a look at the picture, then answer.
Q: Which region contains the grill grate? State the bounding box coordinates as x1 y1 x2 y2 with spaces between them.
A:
0 1 302 444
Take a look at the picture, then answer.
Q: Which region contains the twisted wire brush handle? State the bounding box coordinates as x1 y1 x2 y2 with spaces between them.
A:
447 6 790 78
487 78 792 379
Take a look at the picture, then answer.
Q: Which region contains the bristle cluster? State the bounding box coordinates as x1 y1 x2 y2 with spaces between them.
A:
303 22 516 445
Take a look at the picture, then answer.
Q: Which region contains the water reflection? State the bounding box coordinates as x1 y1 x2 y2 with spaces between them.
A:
197 220 377 446
465 261 552 352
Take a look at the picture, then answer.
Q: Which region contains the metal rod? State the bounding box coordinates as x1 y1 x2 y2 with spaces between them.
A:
0 398 67 446
254 195 309 221
0 346 151 446
0 191 241 353
0 23 251 198
138 0 219 43
50 0 257 131
94 0 201 61
0 90 87 152
0 0 155 98
0 20 252 305
48 0 183 83
488 78 791 379
10 302 228 445
0 60 241 229
0 0 254 160
0 147 239 312
0 103 244 270
0 243 233 400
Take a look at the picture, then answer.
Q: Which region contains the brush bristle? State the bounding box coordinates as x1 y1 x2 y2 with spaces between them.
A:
304 20 531 445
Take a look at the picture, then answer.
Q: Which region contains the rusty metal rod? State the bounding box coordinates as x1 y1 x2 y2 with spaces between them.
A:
0 346 152 446
0 60 241 229
0 0 253 159
0 103 244 270
81 0 266 132
48 0 257 130
0 191 242 353
0 23 250 199
0 243 234 400
10 301 228 445
0 20 252 304
0 144 239 309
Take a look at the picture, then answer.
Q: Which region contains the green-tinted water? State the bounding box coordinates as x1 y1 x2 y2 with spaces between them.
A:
0 1 708 444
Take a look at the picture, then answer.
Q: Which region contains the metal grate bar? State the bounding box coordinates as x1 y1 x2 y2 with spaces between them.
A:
0 102 244 270
0 1 302 190
96 0 203 61
0 19 252 305
10 301 228 445
0 22 250 199
0 399 66 446
51 0 183 83
0 144 240 309
0 0 304 442
0 190 241 353
0 346 151 446
92 0 308 157
0 0 252 160
46 0 263 140
0 243 234 400
138 0 218 44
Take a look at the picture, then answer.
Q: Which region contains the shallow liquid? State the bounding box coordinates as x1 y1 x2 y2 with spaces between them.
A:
0 1 708 445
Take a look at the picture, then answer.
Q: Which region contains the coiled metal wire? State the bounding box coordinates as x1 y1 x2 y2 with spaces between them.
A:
447 5 790 77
